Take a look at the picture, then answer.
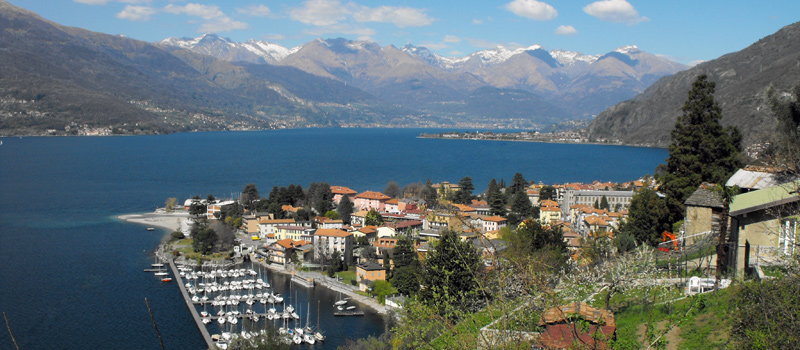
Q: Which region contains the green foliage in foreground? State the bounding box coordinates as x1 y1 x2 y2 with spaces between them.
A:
731 273 800 349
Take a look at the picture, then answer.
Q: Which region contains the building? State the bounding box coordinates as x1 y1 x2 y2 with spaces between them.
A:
331 186 357 205
258 218 296 237
479 216 507 233
313 228 354 264
539 206 562 224
354 191 391 212
356 262 387 292
728 181 800 276
268 239 309 266
684 187 724 245
206 200 235 219
561 190 633 216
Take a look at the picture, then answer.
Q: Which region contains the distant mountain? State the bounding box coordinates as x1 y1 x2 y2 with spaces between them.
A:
588 21 800 148
0 1 399 135
159 36 687 119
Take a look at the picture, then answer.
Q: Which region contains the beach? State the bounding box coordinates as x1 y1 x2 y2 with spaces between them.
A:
117 210 191 233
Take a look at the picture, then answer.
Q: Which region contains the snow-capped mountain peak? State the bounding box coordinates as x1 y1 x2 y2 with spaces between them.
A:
614 45 640 55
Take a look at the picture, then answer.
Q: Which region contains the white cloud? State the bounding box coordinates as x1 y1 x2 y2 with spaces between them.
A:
163 3 248 33
504 0 557 21
472 19 483 25
163 3 223 19
289 0 434 28
116 5 156 21
199 17 249 33
303 24 376 37
74 0 151 4
74 0 111 4
583 0 648 24
443 35 461 43
352 6 434 27
554 25 577 36
236 4 271 17
289 0 350 26
262 34 286 41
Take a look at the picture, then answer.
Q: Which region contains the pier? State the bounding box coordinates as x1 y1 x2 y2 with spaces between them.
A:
168 259 217 350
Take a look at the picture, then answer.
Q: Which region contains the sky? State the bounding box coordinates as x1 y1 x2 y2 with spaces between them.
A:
9 0 800 65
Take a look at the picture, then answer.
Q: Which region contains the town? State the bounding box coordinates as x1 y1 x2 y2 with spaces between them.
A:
158 161 798 349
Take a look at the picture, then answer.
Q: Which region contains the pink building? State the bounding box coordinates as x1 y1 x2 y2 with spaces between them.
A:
354 191 391 212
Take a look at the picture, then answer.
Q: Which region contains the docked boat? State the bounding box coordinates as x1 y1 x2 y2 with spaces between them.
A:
161 277 172 282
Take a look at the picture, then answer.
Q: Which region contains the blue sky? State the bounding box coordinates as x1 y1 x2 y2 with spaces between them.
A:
10 0 800 65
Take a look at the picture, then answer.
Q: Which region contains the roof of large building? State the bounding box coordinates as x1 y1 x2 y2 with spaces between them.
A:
259 218 296 224
315 228 352 238
730 180 800 216
330 186 357 195
357 262 386 271
726 166 799 190
481 215 507 222
355 191 391 200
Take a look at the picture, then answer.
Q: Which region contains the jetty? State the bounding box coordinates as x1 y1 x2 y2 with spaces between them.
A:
334 311 365 316
168 259 217 349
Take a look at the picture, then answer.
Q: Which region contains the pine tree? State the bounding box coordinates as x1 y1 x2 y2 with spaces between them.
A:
486 178 506 216
337 194 354 225
510 172 527 196
662 74 741 222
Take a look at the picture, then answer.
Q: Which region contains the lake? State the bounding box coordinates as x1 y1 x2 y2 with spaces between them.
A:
0 128 667 349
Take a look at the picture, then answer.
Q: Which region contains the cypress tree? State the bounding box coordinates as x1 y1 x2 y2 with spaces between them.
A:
662 74 741 222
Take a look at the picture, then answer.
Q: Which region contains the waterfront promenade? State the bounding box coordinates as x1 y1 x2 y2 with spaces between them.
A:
258 260 388 315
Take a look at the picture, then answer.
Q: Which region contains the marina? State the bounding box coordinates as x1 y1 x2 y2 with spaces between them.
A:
159 253 338 349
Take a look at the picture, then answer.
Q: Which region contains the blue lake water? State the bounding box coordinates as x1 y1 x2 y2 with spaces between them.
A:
0 128 667 349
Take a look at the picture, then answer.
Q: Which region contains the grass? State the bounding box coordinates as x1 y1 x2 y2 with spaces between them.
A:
611 287 734 349
336 267 357 285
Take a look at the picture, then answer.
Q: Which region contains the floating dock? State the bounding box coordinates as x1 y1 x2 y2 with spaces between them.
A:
334 311 365 316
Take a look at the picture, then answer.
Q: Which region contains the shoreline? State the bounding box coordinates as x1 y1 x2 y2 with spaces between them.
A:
116 211 191 233
118 210 390 315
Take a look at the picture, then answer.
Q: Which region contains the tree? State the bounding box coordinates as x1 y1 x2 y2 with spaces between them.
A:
731 272 800 349
510 172 527 196
337 194 354 225
392 235 418 269
620 189 670 246
192 227 217 254
766 83 800 174
453 176 475 204
324 210 341 220
507 219 566 256
391 266 421 296
365 209 384 226
306 182 333 214
509 190 534 223
419 229 484 319
539 185 557 201
164 197 177 213
486 178 506 216
384 180 401 199
207 194 216 202
422 179 437 208
661 74 742 223
240 183 259 210
599 195 610 210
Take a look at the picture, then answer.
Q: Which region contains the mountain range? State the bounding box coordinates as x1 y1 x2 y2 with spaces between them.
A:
158 34 686 120
588 20 800 148
0 0 686 136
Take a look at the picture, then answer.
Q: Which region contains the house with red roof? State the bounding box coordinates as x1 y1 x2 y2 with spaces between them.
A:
354 191 391 212
330 185 357 205
313 228 354 263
